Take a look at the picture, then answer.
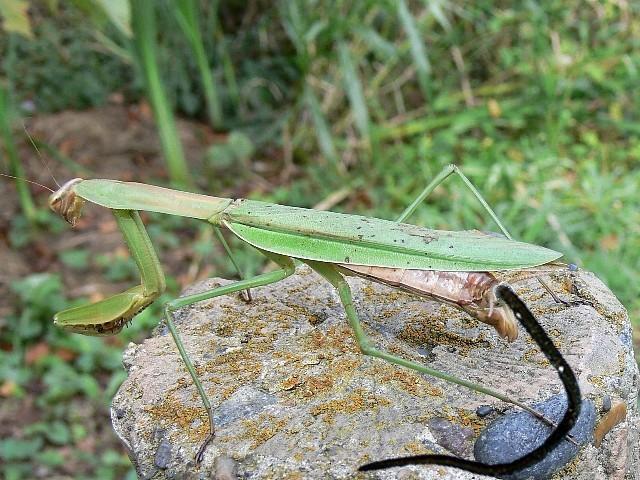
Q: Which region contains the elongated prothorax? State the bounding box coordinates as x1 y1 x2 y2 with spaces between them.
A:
50 179 233 224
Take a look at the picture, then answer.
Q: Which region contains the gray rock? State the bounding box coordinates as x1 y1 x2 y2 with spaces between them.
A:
111 266 639 479
476 405 495 418
428 417 475 458
213 386 278 428
154 438 173 469
474 394 596 479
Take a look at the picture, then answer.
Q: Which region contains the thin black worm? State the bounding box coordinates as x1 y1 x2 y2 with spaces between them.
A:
359 283 582 476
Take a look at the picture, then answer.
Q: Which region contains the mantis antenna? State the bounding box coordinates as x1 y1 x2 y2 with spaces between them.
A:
0 173 54 192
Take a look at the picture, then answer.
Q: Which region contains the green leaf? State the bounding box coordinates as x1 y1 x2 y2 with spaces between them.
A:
36 448 65 467
0 438 43 460
424 0 451 31
227 132 255 162
0 0 32 38
59 249 90 270
355 27 396 59
44 421 71 445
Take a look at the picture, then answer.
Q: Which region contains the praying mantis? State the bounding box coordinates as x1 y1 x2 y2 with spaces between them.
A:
47 164 581 477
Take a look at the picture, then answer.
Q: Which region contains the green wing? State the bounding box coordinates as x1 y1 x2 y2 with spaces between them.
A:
224 200 562 271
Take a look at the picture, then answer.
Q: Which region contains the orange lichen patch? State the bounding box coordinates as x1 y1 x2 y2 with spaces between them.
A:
398 316 490 356
145 390 209 443
403 440 432 455
214 304 272 336
617 351 628 374
554 451 583 478
438 407 486 436
286 356 364 399
369 363 443 398
244 333 279 353
196 349 263 390
280 302 325 326
235 413 289 448
310 388 391 423
588 375 607 389
192 322 216 336
522 347 550 367
548 328 562 338
298 374 335 398
594 401 627 447
304 325 360 354
272 350 306 363
360 282 412 304
219 385 239 401
386 341 424 362
332 356 363 374
282 473 304 480
281 375 303 391
606 310 628 331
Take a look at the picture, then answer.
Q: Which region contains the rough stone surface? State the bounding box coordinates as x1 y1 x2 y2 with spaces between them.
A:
474 394 596 479
111 266 639 479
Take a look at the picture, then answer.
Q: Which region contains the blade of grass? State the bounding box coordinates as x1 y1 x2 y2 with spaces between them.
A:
423 0 452 32
130 0 192 188
304 85 340 172
209 0 239 112
398 0 431 98
0 84 37 223
172 0 222 128
337 41 371 148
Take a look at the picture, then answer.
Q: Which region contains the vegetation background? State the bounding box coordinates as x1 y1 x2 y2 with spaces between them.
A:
0 1 638 478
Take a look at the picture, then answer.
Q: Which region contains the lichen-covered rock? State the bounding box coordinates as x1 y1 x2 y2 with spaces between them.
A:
111 266 639 479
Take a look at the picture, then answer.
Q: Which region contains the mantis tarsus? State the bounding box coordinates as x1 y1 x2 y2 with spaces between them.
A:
47 164 581 476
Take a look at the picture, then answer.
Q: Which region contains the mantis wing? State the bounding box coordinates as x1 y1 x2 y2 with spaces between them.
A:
225 200 562 271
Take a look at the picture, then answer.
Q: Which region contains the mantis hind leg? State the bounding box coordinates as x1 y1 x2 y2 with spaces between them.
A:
397 164 513 239
161 251 295 462
306 261 579 470
398 166 585 306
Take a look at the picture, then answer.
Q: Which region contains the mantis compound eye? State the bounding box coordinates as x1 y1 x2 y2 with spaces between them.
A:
49 178 85 226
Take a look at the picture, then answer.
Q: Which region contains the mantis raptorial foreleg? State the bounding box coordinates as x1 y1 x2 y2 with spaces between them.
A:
161 250 296 462
53 209 166 334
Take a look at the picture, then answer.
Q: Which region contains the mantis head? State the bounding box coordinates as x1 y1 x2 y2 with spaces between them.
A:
49 178 85 226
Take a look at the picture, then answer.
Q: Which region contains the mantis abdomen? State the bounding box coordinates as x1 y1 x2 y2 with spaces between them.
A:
338 265 518 341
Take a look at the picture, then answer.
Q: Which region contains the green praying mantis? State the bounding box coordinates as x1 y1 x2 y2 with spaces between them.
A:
45 164 581 477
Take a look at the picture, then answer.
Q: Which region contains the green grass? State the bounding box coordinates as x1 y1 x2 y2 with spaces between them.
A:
1 1 638 478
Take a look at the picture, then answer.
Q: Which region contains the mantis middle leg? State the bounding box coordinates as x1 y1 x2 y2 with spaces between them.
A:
161 250 296 462
213 225 252 301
